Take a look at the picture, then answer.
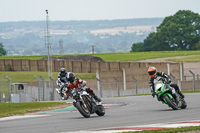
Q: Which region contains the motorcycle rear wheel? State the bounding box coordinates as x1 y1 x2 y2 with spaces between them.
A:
96 105 105 116
76 101 91 118
163 95 179 110
180 99 187 109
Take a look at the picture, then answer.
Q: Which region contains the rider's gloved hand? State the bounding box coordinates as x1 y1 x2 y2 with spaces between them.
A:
80 81 86 88
81 82 86 87
164 78 171 84
167 78 171 84
60 82 65 87
152 92 156 98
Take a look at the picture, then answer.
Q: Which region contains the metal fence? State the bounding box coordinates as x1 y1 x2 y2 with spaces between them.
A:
30 76 146 100
166 70 200 91
30 71 200 100
28 76 150 100
0 77 11 103
95 76 150 98
34 76 55 101
0 77 34 103
1 69 199 103
95 70 200 98
0 76 56 103
182 70 200 91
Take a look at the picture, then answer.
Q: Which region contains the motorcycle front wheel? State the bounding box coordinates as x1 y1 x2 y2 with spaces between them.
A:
163 95 179 110
75 101 91 118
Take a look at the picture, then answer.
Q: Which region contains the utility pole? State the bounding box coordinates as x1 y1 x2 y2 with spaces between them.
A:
45 10 52 78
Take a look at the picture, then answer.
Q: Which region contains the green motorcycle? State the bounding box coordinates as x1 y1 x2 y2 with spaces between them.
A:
155 79 187 110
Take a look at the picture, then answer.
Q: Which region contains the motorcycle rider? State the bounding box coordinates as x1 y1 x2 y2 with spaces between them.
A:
148 66 185 104
56 68 68 99
66 72 101 103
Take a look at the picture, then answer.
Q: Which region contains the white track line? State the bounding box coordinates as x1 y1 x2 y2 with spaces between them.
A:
0 114 49 121
64 120 200 133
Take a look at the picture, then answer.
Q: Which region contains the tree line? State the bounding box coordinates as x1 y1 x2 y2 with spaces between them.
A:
131 10 200 52
0 43 6 56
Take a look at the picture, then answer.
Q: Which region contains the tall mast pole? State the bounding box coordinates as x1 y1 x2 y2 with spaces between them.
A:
45 10 51 78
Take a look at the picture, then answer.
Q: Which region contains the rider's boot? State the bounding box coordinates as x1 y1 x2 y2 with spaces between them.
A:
93 95 101 102
171 84 185 99
170 87 179 105
56 88 64 99
174 93 180 106
179 92 185 98
60 93 64 100
56 88 61 94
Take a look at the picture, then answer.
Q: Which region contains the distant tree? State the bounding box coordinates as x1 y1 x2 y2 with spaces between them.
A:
130 42 144 52
143 32 172 51
0 43 7 56
195 41 200 50
131 10 200 52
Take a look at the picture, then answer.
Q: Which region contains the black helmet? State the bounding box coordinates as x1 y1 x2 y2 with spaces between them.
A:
68 72 75 83
60 68 67 77
60 68 66 73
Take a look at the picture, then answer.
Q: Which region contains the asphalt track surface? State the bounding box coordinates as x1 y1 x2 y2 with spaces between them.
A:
0 93 199 133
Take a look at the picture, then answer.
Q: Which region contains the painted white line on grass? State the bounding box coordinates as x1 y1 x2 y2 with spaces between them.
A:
0 114 49 121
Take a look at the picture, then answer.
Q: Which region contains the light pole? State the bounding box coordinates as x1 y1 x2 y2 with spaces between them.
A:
45 10 52 78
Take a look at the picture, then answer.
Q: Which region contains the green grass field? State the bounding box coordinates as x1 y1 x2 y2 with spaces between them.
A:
1 51 200 62
93 51 200 62
0 71 96 83
0 102 69 118
169 55 200 62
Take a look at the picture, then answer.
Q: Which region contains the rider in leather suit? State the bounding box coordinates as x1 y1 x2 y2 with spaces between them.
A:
56 68 68 99
148 67 185 103
66 72 101 102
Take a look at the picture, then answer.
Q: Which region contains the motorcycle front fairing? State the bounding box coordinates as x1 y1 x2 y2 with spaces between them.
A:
155 83 174 103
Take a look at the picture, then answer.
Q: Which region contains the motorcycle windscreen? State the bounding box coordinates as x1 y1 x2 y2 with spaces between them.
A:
155 83 162 91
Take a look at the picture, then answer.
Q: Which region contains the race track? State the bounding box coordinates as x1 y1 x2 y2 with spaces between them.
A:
0 93 199 133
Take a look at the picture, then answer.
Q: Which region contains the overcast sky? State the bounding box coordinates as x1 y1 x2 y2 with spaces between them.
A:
0 0 200 22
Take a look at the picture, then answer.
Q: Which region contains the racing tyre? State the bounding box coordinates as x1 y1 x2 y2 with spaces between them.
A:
96 105 105 116
163 95 179 110
75 101 90 118
180 99 187 109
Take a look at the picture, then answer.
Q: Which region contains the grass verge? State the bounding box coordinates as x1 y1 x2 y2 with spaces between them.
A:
1 51 200 62
169 55 200 62
122 126 200 133
93 51 200 62
0 71 96 83
0 102 70 118
182 90 200 93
